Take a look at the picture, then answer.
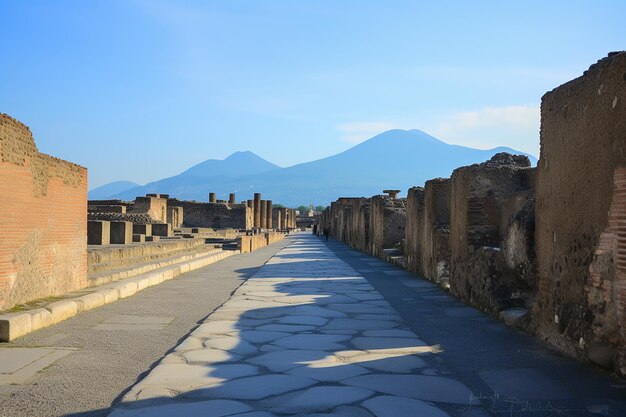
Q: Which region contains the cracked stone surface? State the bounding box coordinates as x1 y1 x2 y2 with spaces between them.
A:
108 234 470 416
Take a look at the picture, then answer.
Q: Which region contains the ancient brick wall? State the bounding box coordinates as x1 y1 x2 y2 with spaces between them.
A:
0 114 87 311
449 154 535 315
169 199 251 229
534 51 626 374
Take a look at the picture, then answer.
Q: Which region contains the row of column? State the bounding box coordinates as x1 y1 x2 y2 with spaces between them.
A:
209 193 237 204
248 193 274 229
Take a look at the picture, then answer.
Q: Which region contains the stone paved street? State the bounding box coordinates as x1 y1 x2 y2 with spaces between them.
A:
107 233 626 417
110 234 473 417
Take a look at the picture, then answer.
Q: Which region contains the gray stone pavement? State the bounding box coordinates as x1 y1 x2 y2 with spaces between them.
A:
107 233 626 417
0 241 291 417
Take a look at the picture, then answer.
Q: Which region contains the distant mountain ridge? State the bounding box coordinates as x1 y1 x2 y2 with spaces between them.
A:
94 129 537 206
89 180 140 200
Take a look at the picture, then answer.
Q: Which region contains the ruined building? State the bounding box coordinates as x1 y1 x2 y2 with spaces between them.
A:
449 153 536 316
0 114 87 311
534 51 626 374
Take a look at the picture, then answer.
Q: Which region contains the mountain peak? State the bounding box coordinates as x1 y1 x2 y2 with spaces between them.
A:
225 151 264 161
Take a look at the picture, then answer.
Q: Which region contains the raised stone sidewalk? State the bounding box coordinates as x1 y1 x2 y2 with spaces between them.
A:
108 234 476 417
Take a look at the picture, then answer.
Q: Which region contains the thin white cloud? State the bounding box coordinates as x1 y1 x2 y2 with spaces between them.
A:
429 105 540 156
336 121 398 144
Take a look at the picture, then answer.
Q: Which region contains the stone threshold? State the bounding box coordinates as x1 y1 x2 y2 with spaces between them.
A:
0 249 238 342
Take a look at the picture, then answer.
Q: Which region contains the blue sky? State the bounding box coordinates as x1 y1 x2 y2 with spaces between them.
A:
1 1 625 189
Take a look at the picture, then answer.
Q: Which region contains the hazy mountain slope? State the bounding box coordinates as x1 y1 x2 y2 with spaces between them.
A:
114 151 281 200
110 129 537 206
88 180 140 199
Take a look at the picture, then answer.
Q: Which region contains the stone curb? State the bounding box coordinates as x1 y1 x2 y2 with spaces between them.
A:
0 250 237 342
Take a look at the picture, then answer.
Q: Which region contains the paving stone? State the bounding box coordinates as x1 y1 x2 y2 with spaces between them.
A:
362 395 451 417
109 399 252 417
287 363 370 381
270 386 375 413
255 324 316 332
278 316 329 326
303 405 375 417
284 305 347 318
174 337 204 352
341 352 427 373
191 321 239 337
361 329 416 338
323 319 397 331
352 314 402 321
343 374 474 404
239 330 291 343
249 350 336 372
134 364 221 391
351 337 428 351
188 374 316 400
203 336 257 356
182 349 241 364
327 304 395 314
274 334 350 350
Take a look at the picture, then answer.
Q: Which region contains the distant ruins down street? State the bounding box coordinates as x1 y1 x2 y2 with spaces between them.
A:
319 51 626 378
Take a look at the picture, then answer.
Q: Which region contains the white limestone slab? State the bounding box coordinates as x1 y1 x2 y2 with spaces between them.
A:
182 349 241 364
203 336 257 356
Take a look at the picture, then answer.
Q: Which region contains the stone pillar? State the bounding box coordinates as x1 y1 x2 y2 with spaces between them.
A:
254 193 261 228
260 200 267 229
247 199 254 209
266 200 273 229
209 193 217 203
229 193 236 204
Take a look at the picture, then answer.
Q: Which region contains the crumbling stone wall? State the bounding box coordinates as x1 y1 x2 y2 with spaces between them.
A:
168 199 252 229
369 196 406 258
449 153 535 315
167 206 183 228
404 187 425 275
405 180 452 286
0 114 87 311
534 51 626 374
130 195 168 223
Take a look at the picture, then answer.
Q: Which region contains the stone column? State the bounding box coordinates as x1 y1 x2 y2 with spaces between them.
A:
247 199 254 209
266 200 273 229
254 193 261 228
209 193 217 203
260 200 267 229
229 193 236 204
